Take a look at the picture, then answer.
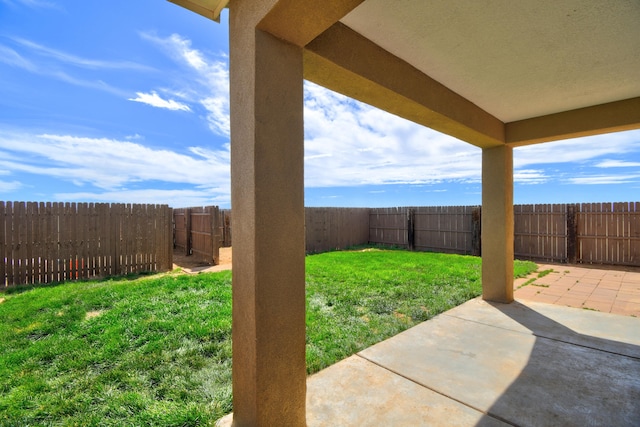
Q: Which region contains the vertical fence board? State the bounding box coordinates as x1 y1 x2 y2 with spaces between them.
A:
111 204 120 276
165 205 174 270
13 201 24 285
5 202 13 286
24 202 34 284
16 201 27 284
6 202 14 285
59 203 68 281
0 202 6 287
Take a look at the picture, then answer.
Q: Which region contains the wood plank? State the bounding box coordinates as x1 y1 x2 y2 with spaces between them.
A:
155 205 162 270
96 203 108 276
36 202 45 284
0 202 5 287
120 204 128 274
630 202 639 265
69 203 78 280
166 205 174 270
79 203 89 279
58 203 67 281
24 202 34 284
143 205 151 271
13 201 24 285
111 204 121 276
612 202 622 264
44 202 53 283
7 202 15 285
89 203 98 277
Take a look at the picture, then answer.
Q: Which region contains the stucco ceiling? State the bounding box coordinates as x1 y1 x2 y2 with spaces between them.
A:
340 0 640 123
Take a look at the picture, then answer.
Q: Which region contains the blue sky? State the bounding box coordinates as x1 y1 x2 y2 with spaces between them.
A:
1 0 639 209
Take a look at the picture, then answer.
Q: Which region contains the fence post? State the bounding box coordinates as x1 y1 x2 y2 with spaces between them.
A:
210 206 221 265
223 211 232 247
407 208 415 251
472 206 481 256
185 208 192 256
567 203 578 263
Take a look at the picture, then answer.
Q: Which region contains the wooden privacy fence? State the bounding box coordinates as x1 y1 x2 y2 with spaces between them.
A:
370 202 639 267
306 208 370 253
369 206 481 255
182 202 638 267
173 206 223 264
1 202 173 288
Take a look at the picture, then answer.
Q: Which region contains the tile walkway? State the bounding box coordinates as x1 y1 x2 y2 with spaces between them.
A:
514 263 640 317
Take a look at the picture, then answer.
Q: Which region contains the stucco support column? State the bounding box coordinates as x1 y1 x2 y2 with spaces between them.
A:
481 145 514 303
229 9 306 427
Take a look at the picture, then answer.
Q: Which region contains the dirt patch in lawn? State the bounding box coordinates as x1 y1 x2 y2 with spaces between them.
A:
85 310 104 320
172 247 232 271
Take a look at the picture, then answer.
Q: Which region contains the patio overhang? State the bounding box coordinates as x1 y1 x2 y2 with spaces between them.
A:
168 0 228 22
168 0 640 425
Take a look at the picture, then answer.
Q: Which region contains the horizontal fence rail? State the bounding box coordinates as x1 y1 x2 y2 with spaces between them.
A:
1 202 173 288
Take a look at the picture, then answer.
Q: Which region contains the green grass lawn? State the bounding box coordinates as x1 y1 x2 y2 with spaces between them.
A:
0 249 536 426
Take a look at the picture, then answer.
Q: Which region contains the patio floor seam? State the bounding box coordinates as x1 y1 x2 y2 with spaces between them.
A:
441 312 537 336
353 352 520 427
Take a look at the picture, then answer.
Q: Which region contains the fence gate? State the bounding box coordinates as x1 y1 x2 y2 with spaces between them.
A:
173 206 222 265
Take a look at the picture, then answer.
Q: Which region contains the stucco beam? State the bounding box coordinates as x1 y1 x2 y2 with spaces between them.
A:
257 0 364 47
506 97 640 146
304 22 505 149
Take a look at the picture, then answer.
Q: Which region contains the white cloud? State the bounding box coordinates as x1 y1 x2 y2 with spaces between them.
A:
140 32 230 136
0 45 37 71
13 38 154 71
129 91 191 112
0 132 230 197
514 131 640 167
514 169 548 185
0 41 131 97
303 82 481 188
0 180 23 192
594 159 640 168
1 0 58 9
568 174 640 185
